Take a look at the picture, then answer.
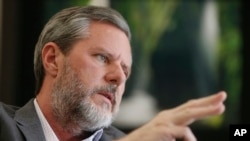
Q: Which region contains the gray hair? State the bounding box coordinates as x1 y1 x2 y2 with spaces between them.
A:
34 6 131 94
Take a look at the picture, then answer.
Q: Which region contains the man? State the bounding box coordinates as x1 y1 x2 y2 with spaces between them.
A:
0 6 226 141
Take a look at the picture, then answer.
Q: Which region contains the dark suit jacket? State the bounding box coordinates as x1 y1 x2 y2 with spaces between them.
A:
0 99 125 141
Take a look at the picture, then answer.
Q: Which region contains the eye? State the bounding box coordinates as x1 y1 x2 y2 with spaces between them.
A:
123 70 129 79
122 65 131 79
96 54 109 64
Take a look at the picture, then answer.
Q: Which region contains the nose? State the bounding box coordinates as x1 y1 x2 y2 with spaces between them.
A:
105 64 126 86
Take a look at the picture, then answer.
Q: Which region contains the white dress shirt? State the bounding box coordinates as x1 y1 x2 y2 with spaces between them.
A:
34 99 103 141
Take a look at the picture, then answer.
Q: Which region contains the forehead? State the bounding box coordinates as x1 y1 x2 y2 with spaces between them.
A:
70 21 132 66
91 22 132 60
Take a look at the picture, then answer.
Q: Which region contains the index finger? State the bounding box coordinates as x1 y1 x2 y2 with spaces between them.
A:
171 91 227 125
178 91 227 109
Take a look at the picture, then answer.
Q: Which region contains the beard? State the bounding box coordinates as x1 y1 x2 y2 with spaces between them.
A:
51 60 119 135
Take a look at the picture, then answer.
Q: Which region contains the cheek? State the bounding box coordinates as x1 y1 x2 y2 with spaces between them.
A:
116 85 125 103
77 63 103 84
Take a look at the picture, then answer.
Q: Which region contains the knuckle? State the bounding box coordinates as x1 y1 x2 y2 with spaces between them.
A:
183 107 191 115
187 99 198 107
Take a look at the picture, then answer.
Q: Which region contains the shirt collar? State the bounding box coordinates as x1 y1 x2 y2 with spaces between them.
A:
34 99 103 141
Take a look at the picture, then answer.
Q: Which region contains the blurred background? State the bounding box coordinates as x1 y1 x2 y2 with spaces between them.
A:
0 0 249 140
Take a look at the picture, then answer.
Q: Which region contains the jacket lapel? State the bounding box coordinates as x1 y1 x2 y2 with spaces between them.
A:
14 99 46 141
99 126 126 141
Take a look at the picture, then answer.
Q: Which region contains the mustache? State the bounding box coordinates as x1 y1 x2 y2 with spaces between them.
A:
93 84 117 94
91 84 117 103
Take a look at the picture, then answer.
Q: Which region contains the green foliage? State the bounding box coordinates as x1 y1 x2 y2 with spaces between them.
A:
217 1 241 122
69 0 90 6
113 0 179 58
113 0 242 126
44 0 90 22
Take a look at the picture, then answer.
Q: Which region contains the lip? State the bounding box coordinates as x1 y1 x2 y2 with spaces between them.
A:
98 92 114 104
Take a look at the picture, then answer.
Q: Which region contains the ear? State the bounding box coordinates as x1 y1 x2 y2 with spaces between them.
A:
42 42 62 77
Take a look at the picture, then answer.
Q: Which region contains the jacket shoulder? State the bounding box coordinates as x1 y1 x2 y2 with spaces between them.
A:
0 102 25 141
0 102 20 118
